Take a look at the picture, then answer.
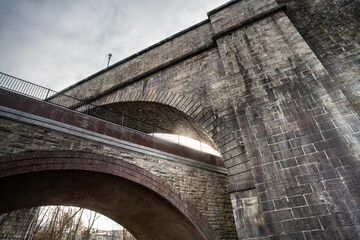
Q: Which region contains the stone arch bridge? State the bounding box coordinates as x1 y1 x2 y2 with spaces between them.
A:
1 0 360 239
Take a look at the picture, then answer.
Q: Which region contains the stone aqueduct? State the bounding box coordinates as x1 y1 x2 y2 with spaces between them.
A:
1 0 360 239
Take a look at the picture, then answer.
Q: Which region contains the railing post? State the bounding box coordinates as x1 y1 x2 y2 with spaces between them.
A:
86 104 90 114
44 89 51 100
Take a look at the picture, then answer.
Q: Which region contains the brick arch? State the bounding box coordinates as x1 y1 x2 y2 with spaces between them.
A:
0 151 218 240
93 89 218 139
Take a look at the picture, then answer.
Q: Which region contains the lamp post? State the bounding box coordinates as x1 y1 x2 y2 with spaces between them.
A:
107 53 112 67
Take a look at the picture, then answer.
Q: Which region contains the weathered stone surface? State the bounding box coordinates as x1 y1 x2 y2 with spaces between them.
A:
276 0 360 114
2 0 360 239
0 208 38 240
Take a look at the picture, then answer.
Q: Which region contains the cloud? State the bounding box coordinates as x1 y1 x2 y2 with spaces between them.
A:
0 0 225 91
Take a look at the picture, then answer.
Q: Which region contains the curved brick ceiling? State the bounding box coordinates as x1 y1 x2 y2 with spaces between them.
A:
103 101 217 149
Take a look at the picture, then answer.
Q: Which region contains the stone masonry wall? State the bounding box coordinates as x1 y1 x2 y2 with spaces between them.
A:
211 0 360 239
0 117 237 239
275 0 360 114
0 208 38 240
209 0 278 34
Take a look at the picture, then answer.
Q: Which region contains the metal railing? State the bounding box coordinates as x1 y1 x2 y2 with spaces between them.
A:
0 72 57 100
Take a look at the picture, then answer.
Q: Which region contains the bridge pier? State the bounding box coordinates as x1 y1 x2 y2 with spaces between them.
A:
209 0 360 238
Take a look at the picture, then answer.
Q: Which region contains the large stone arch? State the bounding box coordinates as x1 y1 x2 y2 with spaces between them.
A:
0 151 218 240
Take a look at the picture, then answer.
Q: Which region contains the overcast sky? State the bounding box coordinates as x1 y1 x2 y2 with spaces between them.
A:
0 0 226 91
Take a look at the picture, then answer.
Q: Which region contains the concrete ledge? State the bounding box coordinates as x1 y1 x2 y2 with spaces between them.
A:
207 0 241 16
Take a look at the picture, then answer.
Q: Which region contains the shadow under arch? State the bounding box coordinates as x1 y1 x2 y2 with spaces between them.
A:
91 90 221 150
0 151 218 240
101 101 217 148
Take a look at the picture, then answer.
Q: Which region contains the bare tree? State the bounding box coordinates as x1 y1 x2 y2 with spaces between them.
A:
69 208 84 240
123 228 137 240
32 206 50 238
55 207 83 239
33 206 83 240
32 206 133 240
83 210 99 240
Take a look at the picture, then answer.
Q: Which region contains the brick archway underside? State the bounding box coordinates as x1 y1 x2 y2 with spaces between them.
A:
0 151 218 240
100 101 217 149
91 89 219 149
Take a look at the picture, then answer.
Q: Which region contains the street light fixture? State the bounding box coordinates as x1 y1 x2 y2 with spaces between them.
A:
107 53 112 67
